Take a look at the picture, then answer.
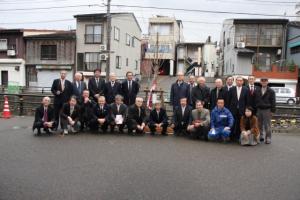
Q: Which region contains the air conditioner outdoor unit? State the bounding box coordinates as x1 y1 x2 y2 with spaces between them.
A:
277 49 282 55
100 45 107 51
236 42 245 48
100 54 108 60
7 49 16 56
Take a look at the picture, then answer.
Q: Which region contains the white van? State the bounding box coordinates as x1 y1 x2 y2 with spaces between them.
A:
271 87 297 105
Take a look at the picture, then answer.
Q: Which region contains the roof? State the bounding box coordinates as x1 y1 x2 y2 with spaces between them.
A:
177 42 204 46
288 21 300 27
234 48 255 55
74 12 142 32
24 31 76 40
232 18 289 25
0 28 69 33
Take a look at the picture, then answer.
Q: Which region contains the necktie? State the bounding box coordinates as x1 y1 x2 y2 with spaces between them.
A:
250 86 254 95
138 108 141 117
117 105 120 113
129 81 132 92
43 108 48 122
61 80 65 91
70 106 74 115
216 88 219 98
237 87 241 100
182 107 185 116
111 82 115 87
157 111 160 118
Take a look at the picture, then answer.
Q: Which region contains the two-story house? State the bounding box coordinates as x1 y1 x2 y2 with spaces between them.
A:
220 19 298 91
25 31 76 87
74 13 141 79
144 16 183 76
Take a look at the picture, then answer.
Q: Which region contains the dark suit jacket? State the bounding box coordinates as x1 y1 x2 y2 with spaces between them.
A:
60 103 81 121
51 79 73 105
104 81 122 104
170 81 190 107
88 77 105 100
110 103 127 121
191 85 210 108
77 97 95 120
149 108 168 125
33 105 55 130
228 86 249 116
254 86 276 113
121 80 140 105
172 105 192 126
127 104 146 125
72 81 87 98
210 87 227 110
246 85 259 111
92 104 111 122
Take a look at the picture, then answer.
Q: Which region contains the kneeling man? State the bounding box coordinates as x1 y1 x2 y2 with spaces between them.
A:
110 95 127 133
60 96 81 135
127 97 146 135
208 98 234 142
187 100 210 140
148 101 169 136
90 96 111 132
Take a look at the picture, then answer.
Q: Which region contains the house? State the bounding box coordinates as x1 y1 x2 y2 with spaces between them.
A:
144 16 184 76
24 31 76 87
220 19 298 91
286 21 300 95
202 36 219 77
74 13 141 79
176 42 203 76
0 29 67 87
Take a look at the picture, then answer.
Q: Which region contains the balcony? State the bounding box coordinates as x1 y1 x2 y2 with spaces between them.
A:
85 34 103 44
253 64 298 79
235 35 282 47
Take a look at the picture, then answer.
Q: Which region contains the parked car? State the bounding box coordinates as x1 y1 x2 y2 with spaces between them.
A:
271 87 297 105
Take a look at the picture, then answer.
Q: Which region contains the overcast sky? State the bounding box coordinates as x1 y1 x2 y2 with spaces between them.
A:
0 0 298 42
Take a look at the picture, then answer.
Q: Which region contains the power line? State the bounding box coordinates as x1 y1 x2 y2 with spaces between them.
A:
0 4 102 11
207 0 295 6
111 4 298 17
233 0 297 3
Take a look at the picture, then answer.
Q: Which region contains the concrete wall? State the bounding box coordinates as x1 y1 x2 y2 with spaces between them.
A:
29 69 73 87
203 43 218 77
0 59 26 86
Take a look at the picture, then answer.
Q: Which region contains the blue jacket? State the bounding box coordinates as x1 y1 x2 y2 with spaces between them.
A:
170 81 190 108
210 106 234 129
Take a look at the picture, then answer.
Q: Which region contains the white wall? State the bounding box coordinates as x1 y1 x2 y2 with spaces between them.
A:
32 69 73 87
202 43 218 77
0 59 26 86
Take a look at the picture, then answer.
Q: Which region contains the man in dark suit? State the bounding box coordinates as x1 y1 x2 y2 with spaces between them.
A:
170 72 190 110
88 68 105 102
121 71 140 106
72 72 87 99
77 89 95 132
191 76 210 108
210 78 226 110
148 101 169 136
60 96 81 135
223 76 234 108
33 96 56 136
246 75 259 114
51 70 73 130
90 96 111 132
110 95 127 133
228 76 249 141
127 97 146 135
104 73 121 104
170 98 192 136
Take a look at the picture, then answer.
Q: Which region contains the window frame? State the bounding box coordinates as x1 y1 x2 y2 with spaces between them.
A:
116 55 121 69
85 24 103 44
126 33 131 46
114 26 120 41
40 45 57 60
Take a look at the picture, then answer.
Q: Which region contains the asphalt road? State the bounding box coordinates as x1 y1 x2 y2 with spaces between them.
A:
0 117 300 200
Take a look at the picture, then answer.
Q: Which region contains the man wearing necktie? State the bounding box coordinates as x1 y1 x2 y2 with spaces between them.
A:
60 96 81 135
246 75 258 114
121 71 140 106
72 72 87 99
104 73 121 104
51 70 73 130
110 95 127 133
171 98 192 136
90 96 111 133
170 72 190 110
148 101 169 136
88 69 105 102
127 97 146 135
33 96 56 136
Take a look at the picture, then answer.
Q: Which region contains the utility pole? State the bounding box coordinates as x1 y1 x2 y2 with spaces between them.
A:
106 0 111 81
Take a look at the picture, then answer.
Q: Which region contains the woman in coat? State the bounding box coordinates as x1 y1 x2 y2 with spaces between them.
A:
240 107 260 146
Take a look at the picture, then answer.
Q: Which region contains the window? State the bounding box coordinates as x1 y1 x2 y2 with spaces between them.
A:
114 27 120 41
126 34 131 46
291 46 300 54
85 52 101 71
85 24 102 44
27 66 37 82
41 45 57 60
126 58 129 66
150 24 172 35
132 37 135 47
148 44 172 53
116 56 121 69
135 60 138 70
227 38 230 45
0 39 8 51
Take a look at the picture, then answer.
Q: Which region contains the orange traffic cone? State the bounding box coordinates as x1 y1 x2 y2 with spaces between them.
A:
2 96 11 119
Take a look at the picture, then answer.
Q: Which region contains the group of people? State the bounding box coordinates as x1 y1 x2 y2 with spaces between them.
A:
33 69 276 146
170 72 275 145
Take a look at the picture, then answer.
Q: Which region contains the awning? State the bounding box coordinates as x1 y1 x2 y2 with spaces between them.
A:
234 48 255 55
288 41 300 48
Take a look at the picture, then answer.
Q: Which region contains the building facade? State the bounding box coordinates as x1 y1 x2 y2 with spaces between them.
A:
25 31 76 87
144 16 184 76
74 13 141 79
220 19 298 91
